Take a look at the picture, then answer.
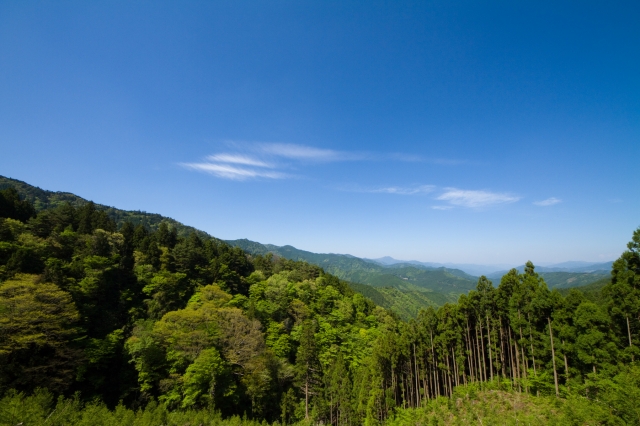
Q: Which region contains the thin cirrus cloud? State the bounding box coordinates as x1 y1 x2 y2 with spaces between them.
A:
368 185 435 195
206 154 274 168
534 197 562 206
436 188 520 208
257 143 356 161
181 162 288 180
180 142 344 181
181 142 452 181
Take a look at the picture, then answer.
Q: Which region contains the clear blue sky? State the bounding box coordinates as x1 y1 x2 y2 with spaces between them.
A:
1 1 638 265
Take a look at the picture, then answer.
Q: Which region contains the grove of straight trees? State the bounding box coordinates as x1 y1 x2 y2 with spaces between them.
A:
0 185 639 425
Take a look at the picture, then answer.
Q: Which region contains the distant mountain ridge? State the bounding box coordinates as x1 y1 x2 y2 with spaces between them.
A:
486 262 614 280
365 256 614 277
364 257 512 277
226 238 478 295
2 174 613 319
228 239 613 305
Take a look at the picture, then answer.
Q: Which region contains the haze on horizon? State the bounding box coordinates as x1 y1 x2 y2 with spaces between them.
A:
1 1 638 265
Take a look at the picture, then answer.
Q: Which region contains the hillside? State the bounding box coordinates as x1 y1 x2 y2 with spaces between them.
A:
348 283 458 319
538 271 610 289
0 175 212 240
227 238 477 316
1 176 454 320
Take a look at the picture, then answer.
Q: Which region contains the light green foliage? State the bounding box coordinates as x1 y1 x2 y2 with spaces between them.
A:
181 347 228 408
0 274 80 393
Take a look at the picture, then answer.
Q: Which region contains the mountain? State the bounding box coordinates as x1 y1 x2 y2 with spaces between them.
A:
230 238 613 303
1 176 463 319
0 175 212 240
365 256 513 277
537 271 610 289
2 175 611 318
227 238 478 294
487 261 614 279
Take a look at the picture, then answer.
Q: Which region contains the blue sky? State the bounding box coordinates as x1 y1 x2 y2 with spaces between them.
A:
1 1 638 265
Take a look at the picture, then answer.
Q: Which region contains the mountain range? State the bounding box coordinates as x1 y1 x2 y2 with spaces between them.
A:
1 174 612 319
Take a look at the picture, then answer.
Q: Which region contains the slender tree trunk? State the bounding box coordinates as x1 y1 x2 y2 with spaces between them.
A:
511 327 522 391
451 346 459 387
305 374 309 419
507 325 515 380
547 317 559 397
466 321 476 382
423 370 429 401
479 326 485 382
486 315 494 381
391 366 396 405
500 323 506 378
477 325 484 383
414 344 420 407
478 323 488 382
627 315 634 362
518 311 528 383
562 340 569 381
401 371 406 408
528 313 537 374
430 331 440 397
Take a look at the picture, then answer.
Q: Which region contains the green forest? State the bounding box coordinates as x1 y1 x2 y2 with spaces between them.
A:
1 184 640 425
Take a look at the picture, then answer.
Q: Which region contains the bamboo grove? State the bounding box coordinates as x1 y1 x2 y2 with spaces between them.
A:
1 185 640 425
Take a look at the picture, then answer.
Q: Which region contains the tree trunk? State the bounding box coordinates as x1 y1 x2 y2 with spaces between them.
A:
512 328 522 392
466 320 475 382
499 323 506 378
518 311 528 382
305 374 309 419
627 315 634 362
508 325 515 382
486 315 494 381
451 346 459 387
445 354 453 396
479 323 488 382
391 366 396 405
476 324 486 383
528 313 537 374
430 331 440 396
547 317 559 397
562 340 569 381
414 343 420 407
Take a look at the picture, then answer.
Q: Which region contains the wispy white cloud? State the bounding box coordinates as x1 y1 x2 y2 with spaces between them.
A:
431 205 453 210
369 185 435 195
182 142 470 181
206 154 273 168
258 143 351 161
180 162 287 180
534 197 561 206
437 188 520 208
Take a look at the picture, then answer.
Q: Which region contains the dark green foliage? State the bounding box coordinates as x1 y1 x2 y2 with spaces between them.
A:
0 187 36 222
0 175 211 239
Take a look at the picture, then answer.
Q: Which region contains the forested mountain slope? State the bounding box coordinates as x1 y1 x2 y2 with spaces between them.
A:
227 239 476 300
228 238 608 314
0 175 211 239
2 181 640 425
